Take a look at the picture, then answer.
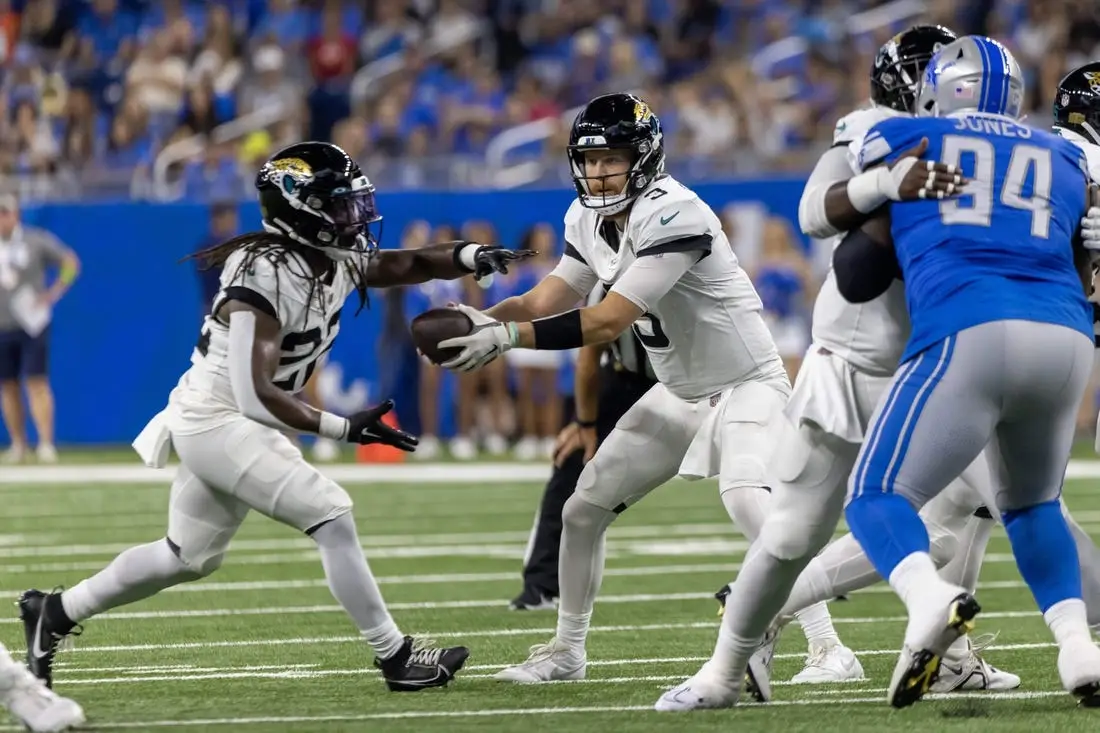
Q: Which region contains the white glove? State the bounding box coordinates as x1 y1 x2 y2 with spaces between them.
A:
438 304 517 372
1082 206 1100 251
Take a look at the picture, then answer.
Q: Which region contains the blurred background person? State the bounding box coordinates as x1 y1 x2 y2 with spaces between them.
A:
0 194 79 463
754 216 816 381
505 224 564 461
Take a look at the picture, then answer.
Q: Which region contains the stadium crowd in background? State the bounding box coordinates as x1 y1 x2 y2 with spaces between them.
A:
1 0 1097 198
1 0 1099 458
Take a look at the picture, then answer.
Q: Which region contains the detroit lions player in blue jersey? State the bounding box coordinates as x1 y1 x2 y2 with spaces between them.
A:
841 36 1100 709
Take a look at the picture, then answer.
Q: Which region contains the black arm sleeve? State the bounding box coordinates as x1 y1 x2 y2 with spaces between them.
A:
832 229 902 304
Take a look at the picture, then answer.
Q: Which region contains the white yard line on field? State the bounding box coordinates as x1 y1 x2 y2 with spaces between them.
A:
0 592 1050 624
3 459 1100 486
0 691 1073 731
54 640 1059 676
10 620 1056 655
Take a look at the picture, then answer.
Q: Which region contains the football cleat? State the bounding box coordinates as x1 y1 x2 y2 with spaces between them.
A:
18 590 79 689
493 638 585 683
655 663 740 712
714 583 730 616
509 587 557 611
375 636 469 692
932 633 1019 692
0 661 85 733
888 592 981 709
789 642 866 684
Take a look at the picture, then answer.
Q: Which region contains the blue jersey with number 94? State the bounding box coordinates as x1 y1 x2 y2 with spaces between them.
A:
858 113 1092 361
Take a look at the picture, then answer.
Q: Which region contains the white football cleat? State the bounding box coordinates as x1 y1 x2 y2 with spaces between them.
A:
888 590 981 709
0 662 85 732
1057 637 1100 706
655 663 740 712
412 435 442 461
932 633 1019 692
789 642 865 684
493 638 585 683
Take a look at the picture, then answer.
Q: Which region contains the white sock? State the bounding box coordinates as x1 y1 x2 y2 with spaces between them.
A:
794 602 841 648
62 539 199 623
888 551 941 611
711 546 807 683
556 611 591 651
556 495 616 651
938 516 994 594
312 514 404 660
1045 598 1093 648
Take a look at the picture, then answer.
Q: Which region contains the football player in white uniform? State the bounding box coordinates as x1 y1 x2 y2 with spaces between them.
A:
656 26 1030 711
17 142 532 694
0 642 83 732
434 92 828 686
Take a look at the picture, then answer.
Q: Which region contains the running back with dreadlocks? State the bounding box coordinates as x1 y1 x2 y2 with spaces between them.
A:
17 143 537 698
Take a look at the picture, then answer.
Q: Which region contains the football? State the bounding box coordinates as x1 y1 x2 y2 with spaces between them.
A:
410 308 474 365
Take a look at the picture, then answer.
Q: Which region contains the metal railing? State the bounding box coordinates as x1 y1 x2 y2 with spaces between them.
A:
148 104 290 201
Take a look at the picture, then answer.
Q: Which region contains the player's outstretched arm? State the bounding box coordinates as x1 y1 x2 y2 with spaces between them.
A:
818 137 967 235
367 241 535 287
438 251 696 372
832 211 900 304
799 145 862 239
486 275 586 322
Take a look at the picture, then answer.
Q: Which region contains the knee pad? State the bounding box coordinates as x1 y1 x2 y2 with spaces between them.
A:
562 492 617 532
166 536 225 578
760 423 849 561
926 521 959 568
720 484 770 541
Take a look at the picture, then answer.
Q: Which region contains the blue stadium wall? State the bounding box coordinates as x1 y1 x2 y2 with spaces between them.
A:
9 176 807 445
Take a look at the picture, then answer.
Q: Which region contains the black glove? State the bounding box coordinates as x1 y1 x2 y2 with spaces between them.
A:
470 245 537 280
346 400 419 451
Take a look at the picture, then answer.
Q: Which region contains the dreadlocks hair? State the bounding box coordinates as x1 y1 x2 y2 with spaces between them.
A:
180 231 371 314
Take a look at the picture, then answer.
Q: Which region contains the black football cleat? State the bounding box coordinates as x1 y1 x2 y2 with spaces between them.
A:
509 586 557 611
375 636 469 692
18 589 80 689
715 583 731 616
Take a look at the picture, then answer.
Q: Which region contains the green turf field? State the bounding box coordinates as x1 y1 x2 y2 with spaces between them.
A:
2 461 1100 732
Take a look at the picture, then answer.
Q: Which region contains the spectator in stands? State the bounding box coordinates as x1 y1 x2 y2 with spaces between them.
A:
754 215 815 381
238 43 302 129
188 4 242 100
126 29 188 116
0 193 79 464
58 86 100 171
506 225 564 461
331 116 368 163
361 0 422 63
6 100 59 175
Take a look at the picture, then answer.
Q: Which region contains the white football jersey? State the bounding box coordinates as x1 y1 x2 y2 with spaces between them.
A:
169 246 350 426
564 175 785 401
1054 126 1100 184
811 105 911 375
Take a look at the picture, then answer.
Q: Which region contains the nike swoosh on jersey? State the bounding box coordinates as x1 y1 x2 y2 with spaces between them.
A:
660 212 680 226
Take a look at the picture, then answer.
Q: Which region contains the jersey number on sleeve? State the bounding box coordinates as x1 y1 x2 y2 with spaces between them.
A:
632 312 671 349
938 135 1053 238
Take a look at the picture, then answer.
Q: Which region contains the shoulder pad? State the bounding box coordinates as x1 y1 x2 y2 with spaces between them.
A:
833 106 897 145
629 180 712 253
